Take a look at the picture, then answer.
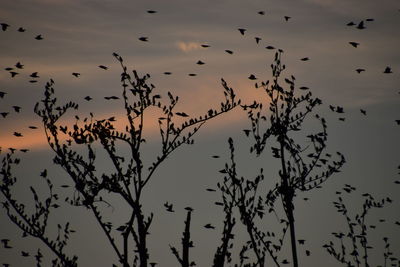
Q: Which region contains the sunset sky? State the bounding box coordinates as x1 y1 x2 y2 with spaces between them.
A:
0 0 399 266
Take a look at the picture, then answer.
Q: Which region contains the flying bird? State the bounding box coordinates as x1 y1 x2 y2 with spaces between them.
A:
248 74 257 80
163 72 172 75
266 45 275 50
188 73 197 76
28 126 38 129
35 34 43 40
301 57 309 61
104 96 119 100
258 11 265 15
72 72 80 77
0 112 9 118
238 28 246 35
18 27 26 32
356 21 365 29
84 96 93 101
147 10 157 14
360 109 366 115
284 16 291 21
366 18 374 22
1 23 10 31
204 223 215 229
225 49 233 54
356 68 365 73
0 91 6 98
12 106 21 112
349 42 359 48
30 72 39 78
164 202 174 212
10 71 18 78
15 62 24 69
383 67 392 73
201 44 210 48
139 37 148 42
206 188 216 192
14 132 23 137
255 37 261 44
1 239 12 249
347 21 356 26
98 65 108 70
196 60 205 65
21 251 30 257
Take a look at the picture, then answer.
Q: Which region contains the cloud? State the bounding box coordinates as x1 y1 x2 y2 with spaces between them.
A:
176 41 202 53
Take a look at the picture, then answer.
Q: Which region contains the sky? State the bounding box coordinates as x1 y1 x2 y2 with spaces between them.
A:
0 0 399 266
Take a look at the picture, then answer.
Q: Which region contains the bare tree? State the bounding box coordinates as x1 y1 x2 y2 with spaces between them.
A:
1 52 239 266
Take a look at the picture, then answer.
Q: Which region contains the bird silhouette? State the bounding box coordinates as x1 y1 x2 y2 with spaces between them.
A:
383 67 392 73
10 71 18 78
347 21 356 26
238 28 246 35
188 73 197 76
349 42 359 48
360 109 366 115
266 45 275 50
84 96 93 101
1 239 11 249
255 37 261 44
12 106 21 112
163 72 172 75
164 202 174 212
15 62 24 69
13 132 23 137
147 10 157 14
0 112 9 118
366 18 374 22
28 126 38 129
1 23 10 31
21 251 29 257
139 37 148 42
72 72 80 77
225 49 233 54
284 16 291 21
301 57 309 61
305 250 311 256
98 65 108 70
258 11 265 15
196 60 205 65
204 223 215 229
18 27 26 32
201 44 210 48
356 68 365 73
104 96 119 100
248 74 257 80
206 188 216 192
0 91 6 98
395 120 400 125
30 72 39 78
35 34 43 40
356 21 365 29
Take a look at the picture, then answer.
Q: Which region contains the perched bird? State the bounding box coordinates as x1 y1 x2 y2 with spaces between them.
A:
356 68 365 73
349 41 359 48
98 65 108 70
383 67 392 74
84 96 93 101
204 223 215 229
1 23 10 31
248 74 257 80
360 109 366 115
30 72 39 78
18 27 26 32
284 16 291 21
72 72 80 77
238 28 246 35
301 57 309 61
15 62 24 69
255 37 261 44
356 21 365 29
225 49 233 54
139 37 148 42
196 60 205 65
35 34 43 40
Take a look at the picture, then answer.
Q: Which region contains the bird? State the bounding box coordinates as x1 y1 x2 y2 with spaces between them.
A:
147 10 157 14
360 109 366 115
98 65 108 70
14 132 23 137
395 120 400 125
28 126 38 129
383 67 392 73
84 96 93 101
20 149 29 153
298 239 305 245
356 68 365 73
1 23 10 31
0 91 6 98
196 60 205 65
35 34 43 40
356 21 365 29
139 37 148 42
215 202 223 206
175 112 189 117
163 72 172 75
4 67 13 71
12 106 21 112
225 49 233 54
204 223 215 229
15 62 24 69
206 188 216 192
284 16 291 21
10 71 19 77
306 250 311 256
282 259 290 264
188 73 197 77
72 72 80 77
336 106 344 113
301 57 309 61
347 21 356 26
265 45 275 50
18 27 26 32
30 72 39 78
21 251 29 257
29 80 38 83
339 117 345 121
238 28 246 35
201 44 210 48
255 37 261 44
1 239 12 248
164 202 174 212
184 206 193 212
104 96 119 100
211 155 219 158
366 18 374 22
258 11 265 15
349 41 359 48
0 112 9 118
299 86 309 90
248 74 257 80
